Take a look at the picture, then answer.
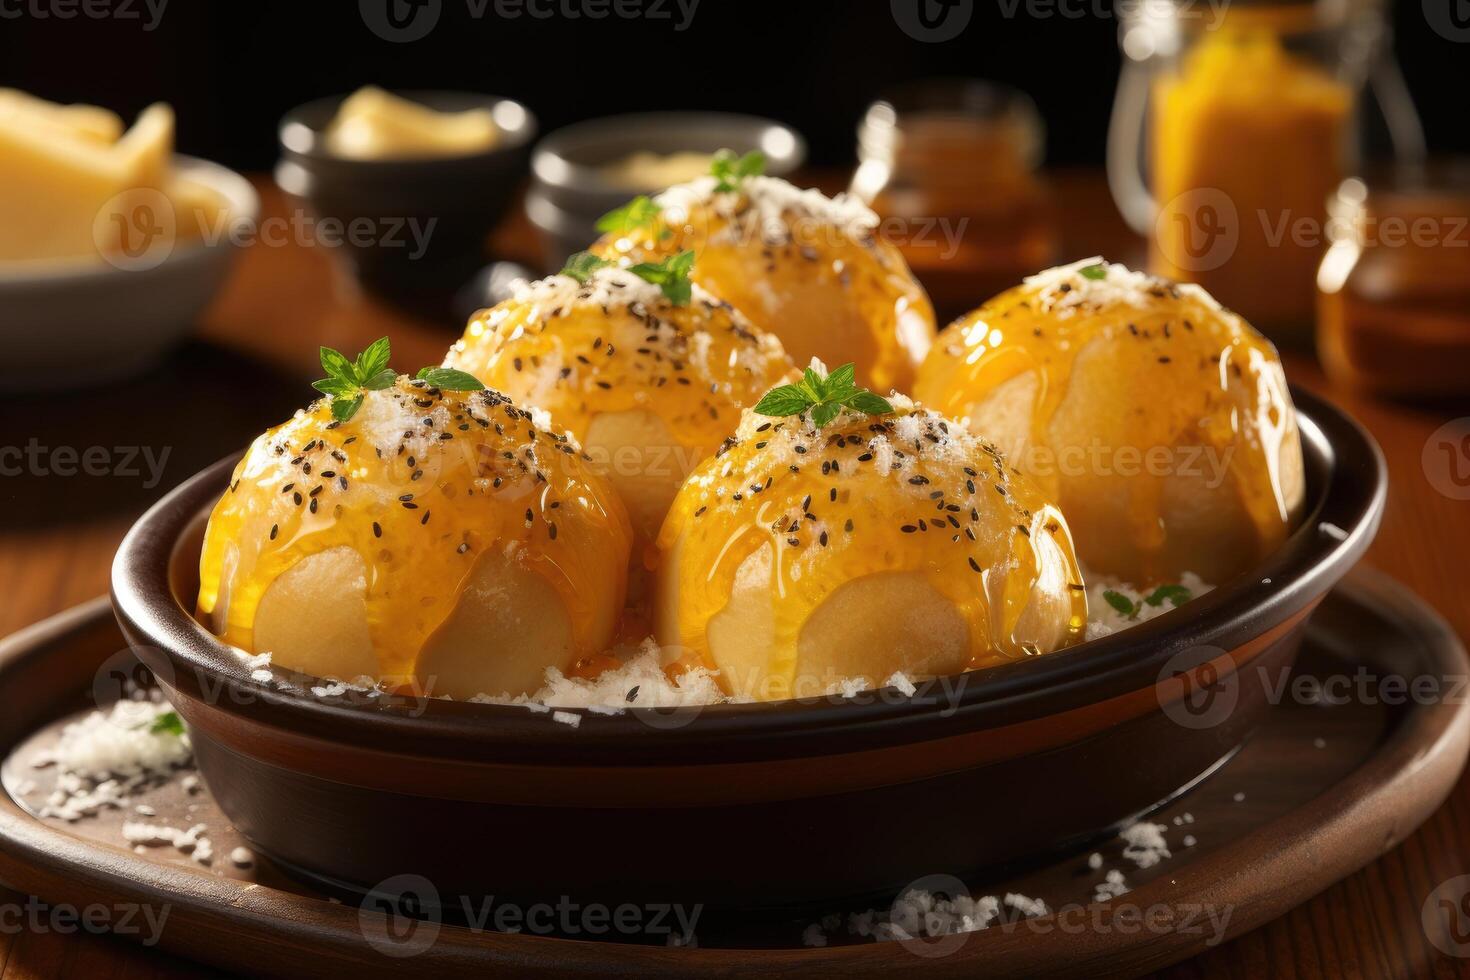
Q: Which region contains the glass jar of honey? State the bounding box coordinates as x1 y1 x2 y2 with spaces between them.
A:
1317 165 1470 397
1107 0 1423 341
851 79 1055 322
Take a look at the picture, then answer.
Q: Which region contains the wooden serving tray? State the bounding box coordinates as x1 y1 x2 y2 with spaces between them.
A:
0 567 1465 978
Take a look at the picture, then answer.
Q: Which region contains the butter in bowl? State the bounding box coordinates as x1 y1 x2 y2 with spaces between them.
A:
0 90 257 390
275 88 536 313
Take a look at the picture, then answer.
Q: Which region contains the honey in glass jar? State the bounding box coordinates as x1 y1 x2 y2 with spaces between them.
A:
1317 166 1470 397
851 79 1055 322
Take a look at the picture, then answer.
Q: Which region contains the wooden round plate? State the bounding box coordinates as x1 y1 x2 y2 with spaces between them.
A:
0 567 1465 979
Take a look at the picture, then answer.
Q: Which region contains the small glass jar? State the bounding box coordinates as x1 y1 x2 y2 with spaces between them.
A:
1108 0 1423 340
850 79 1054 320
1317 165 1470 397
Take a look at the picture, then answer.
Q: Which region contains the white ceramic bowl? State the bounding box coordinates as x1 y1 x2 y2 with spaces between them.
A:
0 155 258 391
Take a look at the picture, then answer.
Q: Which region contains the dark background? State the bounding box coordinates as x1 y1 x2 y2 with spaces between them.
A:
1 0 1466 173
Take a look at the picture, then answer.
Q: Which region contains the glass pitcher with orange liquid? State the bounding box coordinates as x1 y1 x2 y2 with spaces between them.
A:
1107 0 1423 341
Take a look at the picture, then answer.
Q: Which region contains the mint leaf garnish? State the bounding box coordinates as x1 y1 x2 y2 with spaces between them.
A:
416 367 485 391
753 362 894 428
149 711 185 737
561 251 612 283
596 195 664 237
710 148 766 192
1144 584 1193 608
1102 589 1138 618
628 250 696 305
313 337 396 423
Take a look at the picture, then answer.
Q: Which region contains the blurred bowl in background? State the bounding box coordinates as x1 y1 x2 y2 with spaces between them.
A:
526 112 805 269
0 155 257 392
275 91 536 313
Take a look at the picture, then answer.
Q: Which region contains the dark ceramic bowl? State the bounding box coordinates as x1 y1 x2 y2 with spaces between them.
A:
527 112 805 268
111 388 1384 913
275 91 536 310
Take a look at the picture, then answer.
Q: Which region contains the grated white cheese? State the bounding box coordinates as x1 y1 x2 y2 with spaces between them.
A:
656 175 879 246
510 265 671 314
471 640 731 710
1120 821 1172 869
32 698 191 822
121 820 213 865
1023 257 1223 319
1093 869 1130 902
1085 571 1213 641
815 884 1049 946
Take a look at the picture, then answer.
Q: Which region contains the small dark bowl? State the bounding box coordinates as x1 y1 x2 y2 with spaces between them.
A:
527 112 805 268
111 388 1384 913
275 91 536 309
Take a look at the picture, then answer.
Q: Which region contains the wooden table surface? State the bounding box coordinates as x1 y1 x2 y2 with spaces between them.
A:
0 173 1467 978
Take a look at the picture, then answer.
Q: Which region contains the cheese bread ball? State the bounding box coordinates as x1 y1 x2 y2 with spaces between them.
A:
915 258 1305 586
592 175 936 393
654 395 1087 701
196 379 632 699
443 266 795 544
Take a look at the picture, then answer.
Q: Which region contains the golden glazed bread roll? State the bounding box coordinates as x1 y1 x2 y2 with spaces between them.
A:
655 373 1087 701
443 261 794 546
915 258 1305 585
197 371 632 699
591 164 935 393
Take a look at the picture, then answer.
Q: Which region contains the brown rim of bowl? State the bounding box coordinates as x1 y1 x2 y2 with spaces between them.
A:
110 386 1385 764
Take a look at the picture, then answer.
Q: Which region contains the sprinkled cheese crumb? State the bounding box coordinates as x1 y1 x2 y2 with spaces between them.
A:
1087 852 1103 870
472 640 731 710
1023 257 1223 318
122 821 213 865
884 672 917 697
1120 821 1172 869
550 710 582 728
656 175 879 245
32 698 191 822
511 266 672 314
1093 869 1130 902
